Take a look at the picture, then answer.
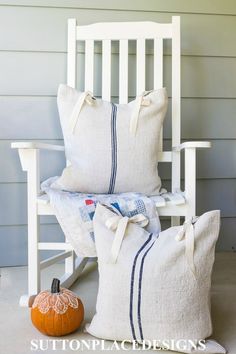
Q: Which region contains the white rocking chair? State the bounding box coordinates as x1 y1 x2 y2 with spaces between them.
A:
12 16 210 307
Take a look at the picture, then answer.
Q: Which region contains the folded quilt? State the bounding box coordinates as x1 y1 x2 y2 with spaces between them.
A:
41 177 161 257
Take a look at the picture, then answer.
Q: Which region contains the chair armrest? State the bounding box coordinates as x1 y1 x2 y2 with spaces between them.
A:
11 141 65 152
172 141 211 152
174 141 210 218
12 142 65 173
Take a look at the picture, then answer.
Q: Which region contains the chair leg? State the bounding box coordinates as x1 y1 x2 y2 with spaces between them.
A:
60 256 89 289
19 148 40 307
65 248 75 274
19 211 40 307
28 213 40 296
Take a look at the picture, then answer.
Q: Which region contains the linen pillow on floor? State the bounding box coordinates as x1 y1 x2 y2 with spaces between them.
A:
86 204 226 354
53 84 168 195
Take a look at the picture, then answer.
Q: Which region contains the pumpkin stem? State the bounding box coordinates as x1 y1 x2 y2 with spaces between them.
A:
51 278 60 293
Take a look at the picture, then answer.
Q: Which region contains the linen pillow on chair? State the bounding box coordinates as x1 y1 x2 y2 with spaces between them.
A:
53 84 168 195
86 204 226 354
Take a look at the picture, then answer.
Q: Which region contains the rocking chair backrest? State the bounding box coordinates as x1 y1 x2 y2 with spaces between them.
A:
67 17 181 193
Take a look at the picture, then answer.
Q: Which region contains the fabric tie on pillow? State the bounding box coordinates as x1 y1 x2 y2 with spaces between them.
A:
105 213 149 264
70 89 151 136
69 91 96 134
175 217 199 276
130 92 151 135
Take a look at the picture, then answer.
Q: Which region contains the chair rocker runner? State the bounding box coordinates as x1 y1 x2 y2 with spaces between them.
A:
11 16 211 307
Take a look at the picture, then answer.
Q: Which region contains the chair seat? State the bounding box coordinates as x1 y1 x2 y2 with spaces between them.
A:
152 190 186 207
37 191 186 208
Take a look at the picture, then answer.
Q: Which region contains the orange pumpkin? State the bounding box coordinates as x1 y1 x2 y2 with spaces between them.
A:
31 278 84 336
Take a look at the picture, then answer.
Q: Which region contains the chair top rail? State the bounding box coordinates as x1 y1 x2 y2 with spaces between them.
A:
76 21 175 41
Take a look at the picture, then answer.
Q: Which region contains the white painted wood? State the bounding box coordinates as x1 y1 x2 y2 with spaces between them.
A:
77 22 173 41
158 204 188 216
37 194 50 205
38 242 73 250
173 141 211 151
185 148 196 219
155 192 185 208
119 39 129 104
85 39 94 91
27 149 40 296
157 151 172 162
11 141 65 151
170 18 181 228
162 192 185 205
65 249 75 275
154 195 166 207
102 40 111 100
67 18 77 88
154 38 163 90
38 203 55 215
154 38 163 152
19 257 88 307
171 16 181 197
136 38 146 95
40 250 72 270
19 294 36 308
60 257 89 289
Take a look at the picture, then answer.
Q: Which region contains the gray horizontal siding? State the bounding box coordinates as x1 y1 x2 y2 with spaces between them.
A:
0 223 65 267
1 140 65 183
1 97 235 140
0 1 235 266
1 4 236 51
1 0 236 16
1 52 236 97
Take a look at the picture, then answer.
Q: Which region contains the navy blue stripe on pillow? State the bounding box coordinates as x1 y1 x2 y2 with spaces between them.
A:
108 102 118 194
137 239 156 340
129 234 153 340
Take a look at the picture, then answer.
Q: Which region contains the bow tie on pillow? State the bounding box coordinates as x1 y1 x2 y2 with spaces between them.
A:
105 213 149 264
106 211 199 277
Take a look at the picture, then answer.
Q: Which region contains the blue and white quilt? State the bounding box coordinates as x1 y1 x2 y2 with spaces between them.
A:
41 177 161 257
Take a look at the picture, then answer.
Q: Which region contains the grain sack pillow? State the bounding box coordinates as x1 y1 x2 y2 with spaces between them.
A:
53 84 168 195
86 204 226 354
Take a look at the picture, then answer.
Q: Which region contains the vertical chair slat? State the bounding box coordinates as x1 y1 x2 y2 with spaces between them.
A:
102 40 111 101
171 16 181 194
136 38 146 95
154 38 164 151
119 39 129 104
85 40 94 92
154 38 163 89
